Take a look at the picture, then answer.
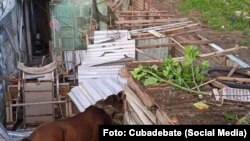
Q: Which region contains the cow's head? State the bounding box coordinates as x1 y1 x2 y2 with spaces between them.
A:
95 93 125 123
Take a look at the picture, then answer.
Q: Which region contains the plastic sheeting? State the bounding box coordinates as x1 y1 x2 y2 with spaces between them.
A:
0 0 15 20
0 123 12 141
51 0 108 49
0 123 32 141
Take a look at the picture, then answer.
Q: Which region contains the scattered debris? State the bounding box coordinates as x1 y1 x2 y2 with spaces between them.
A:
224 112 238 122
222 87 250 102
193 101 209 110
237 112 250 125
121 0 250 125
69 30 135 112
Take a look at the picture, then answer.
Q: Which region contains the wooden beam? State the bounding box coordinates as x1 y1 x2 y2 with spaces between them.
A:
130 21 193 34
115 18 189 25
124 85 156 124
24 0 33 64
126 104 144 124
145 30 211 51
148 30 166 37
119 15 174 18
170 37 185 50
136 40 212 49
110 22 172 29
217 76 250 83
127 77 155 107
175 46 247 62
131 46 247 63
144 30 210 51
10 101 67 107
227 65 239 77
197 35 250 68
156 109 176 124
120 11 170 14
132 23 200 37
133 29 202 40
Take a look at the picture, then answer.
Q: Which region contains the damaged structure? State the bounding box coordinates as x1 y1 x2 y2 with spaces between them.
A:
0 0 250 140
1 0 112 137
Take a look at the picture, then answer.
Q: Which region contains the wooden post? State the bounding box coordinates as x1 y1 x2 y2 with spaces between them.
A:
5 92 13 128
24 0 33 64
65 98 69 117
68 100 73 117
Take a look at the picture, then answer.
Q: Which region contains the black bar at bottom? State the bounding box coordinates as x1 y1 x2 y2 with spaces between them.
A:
100 125 250 140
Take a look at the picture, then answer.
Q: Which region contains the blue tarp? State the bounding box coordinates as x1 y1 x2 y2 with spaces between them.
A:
0 0 15 21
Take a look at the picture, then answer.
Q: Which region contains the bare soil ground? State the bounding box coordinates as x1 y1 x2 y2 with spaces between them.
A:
157 0 250 64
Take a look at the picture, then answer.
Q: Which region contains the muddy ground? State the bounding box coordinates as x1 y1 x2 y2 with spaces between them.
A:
157 0 250 64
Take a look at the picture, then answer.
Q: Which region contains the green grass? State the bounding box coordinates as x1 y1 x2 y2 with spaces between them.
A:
179 0 250 31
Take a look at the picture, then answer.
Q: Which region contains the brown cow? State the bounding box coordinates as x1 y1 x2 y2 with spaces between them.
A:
21 106 113 141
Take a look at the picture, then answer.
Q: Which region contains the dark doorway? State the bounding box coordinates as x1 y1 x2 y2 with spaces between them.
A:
23 0 51 66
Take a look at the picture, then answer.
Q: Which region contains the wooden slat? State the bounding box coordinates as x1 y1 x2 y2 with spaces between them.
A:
148 30 165 37
120 11 170 14
119 15 173 18
124 85 156 124
131 46 247 63
156 109 175 125
126 99 152 124
115 18 189 24
124 111 138 125
132 23 200 37
136 40 212 49
127 104 144 124
217 77 250 83
127 77 155 107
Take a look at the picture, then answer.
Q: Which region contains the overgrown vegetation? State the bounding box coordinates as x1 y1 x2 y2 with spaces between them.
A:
224 112 238 122
179 0 250 31
223 112 248 124
131 45 209 95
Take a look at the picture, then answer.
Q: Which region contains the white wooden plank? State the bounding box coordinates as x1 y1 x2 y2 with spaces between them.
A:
124 85 156 124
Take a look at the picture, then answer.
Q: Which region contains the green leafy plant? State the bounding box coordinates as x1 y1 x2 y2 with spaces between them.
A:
224 112 238 122
130 45 209 95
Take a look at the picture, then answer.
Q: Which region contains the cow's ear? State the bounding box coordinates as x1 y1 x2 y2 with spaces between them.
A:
103 105 115 118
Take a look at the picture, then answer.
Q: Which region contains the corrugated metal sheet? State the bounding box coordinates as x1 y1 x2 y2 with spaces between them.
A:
69 77 126 112
221 87 250 102
82 40 135 67
78 65 123 79
137 38 169 60
93 30 131 44
69 31 135 112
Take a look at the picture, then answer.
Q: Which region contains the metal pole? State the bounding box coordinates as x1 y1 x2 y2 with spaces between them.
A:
10 101 67 107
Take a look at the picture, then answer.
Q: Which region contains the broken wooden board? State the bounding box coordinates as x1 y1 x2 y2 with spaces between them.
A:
127 77 155 107
124 85 156 124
